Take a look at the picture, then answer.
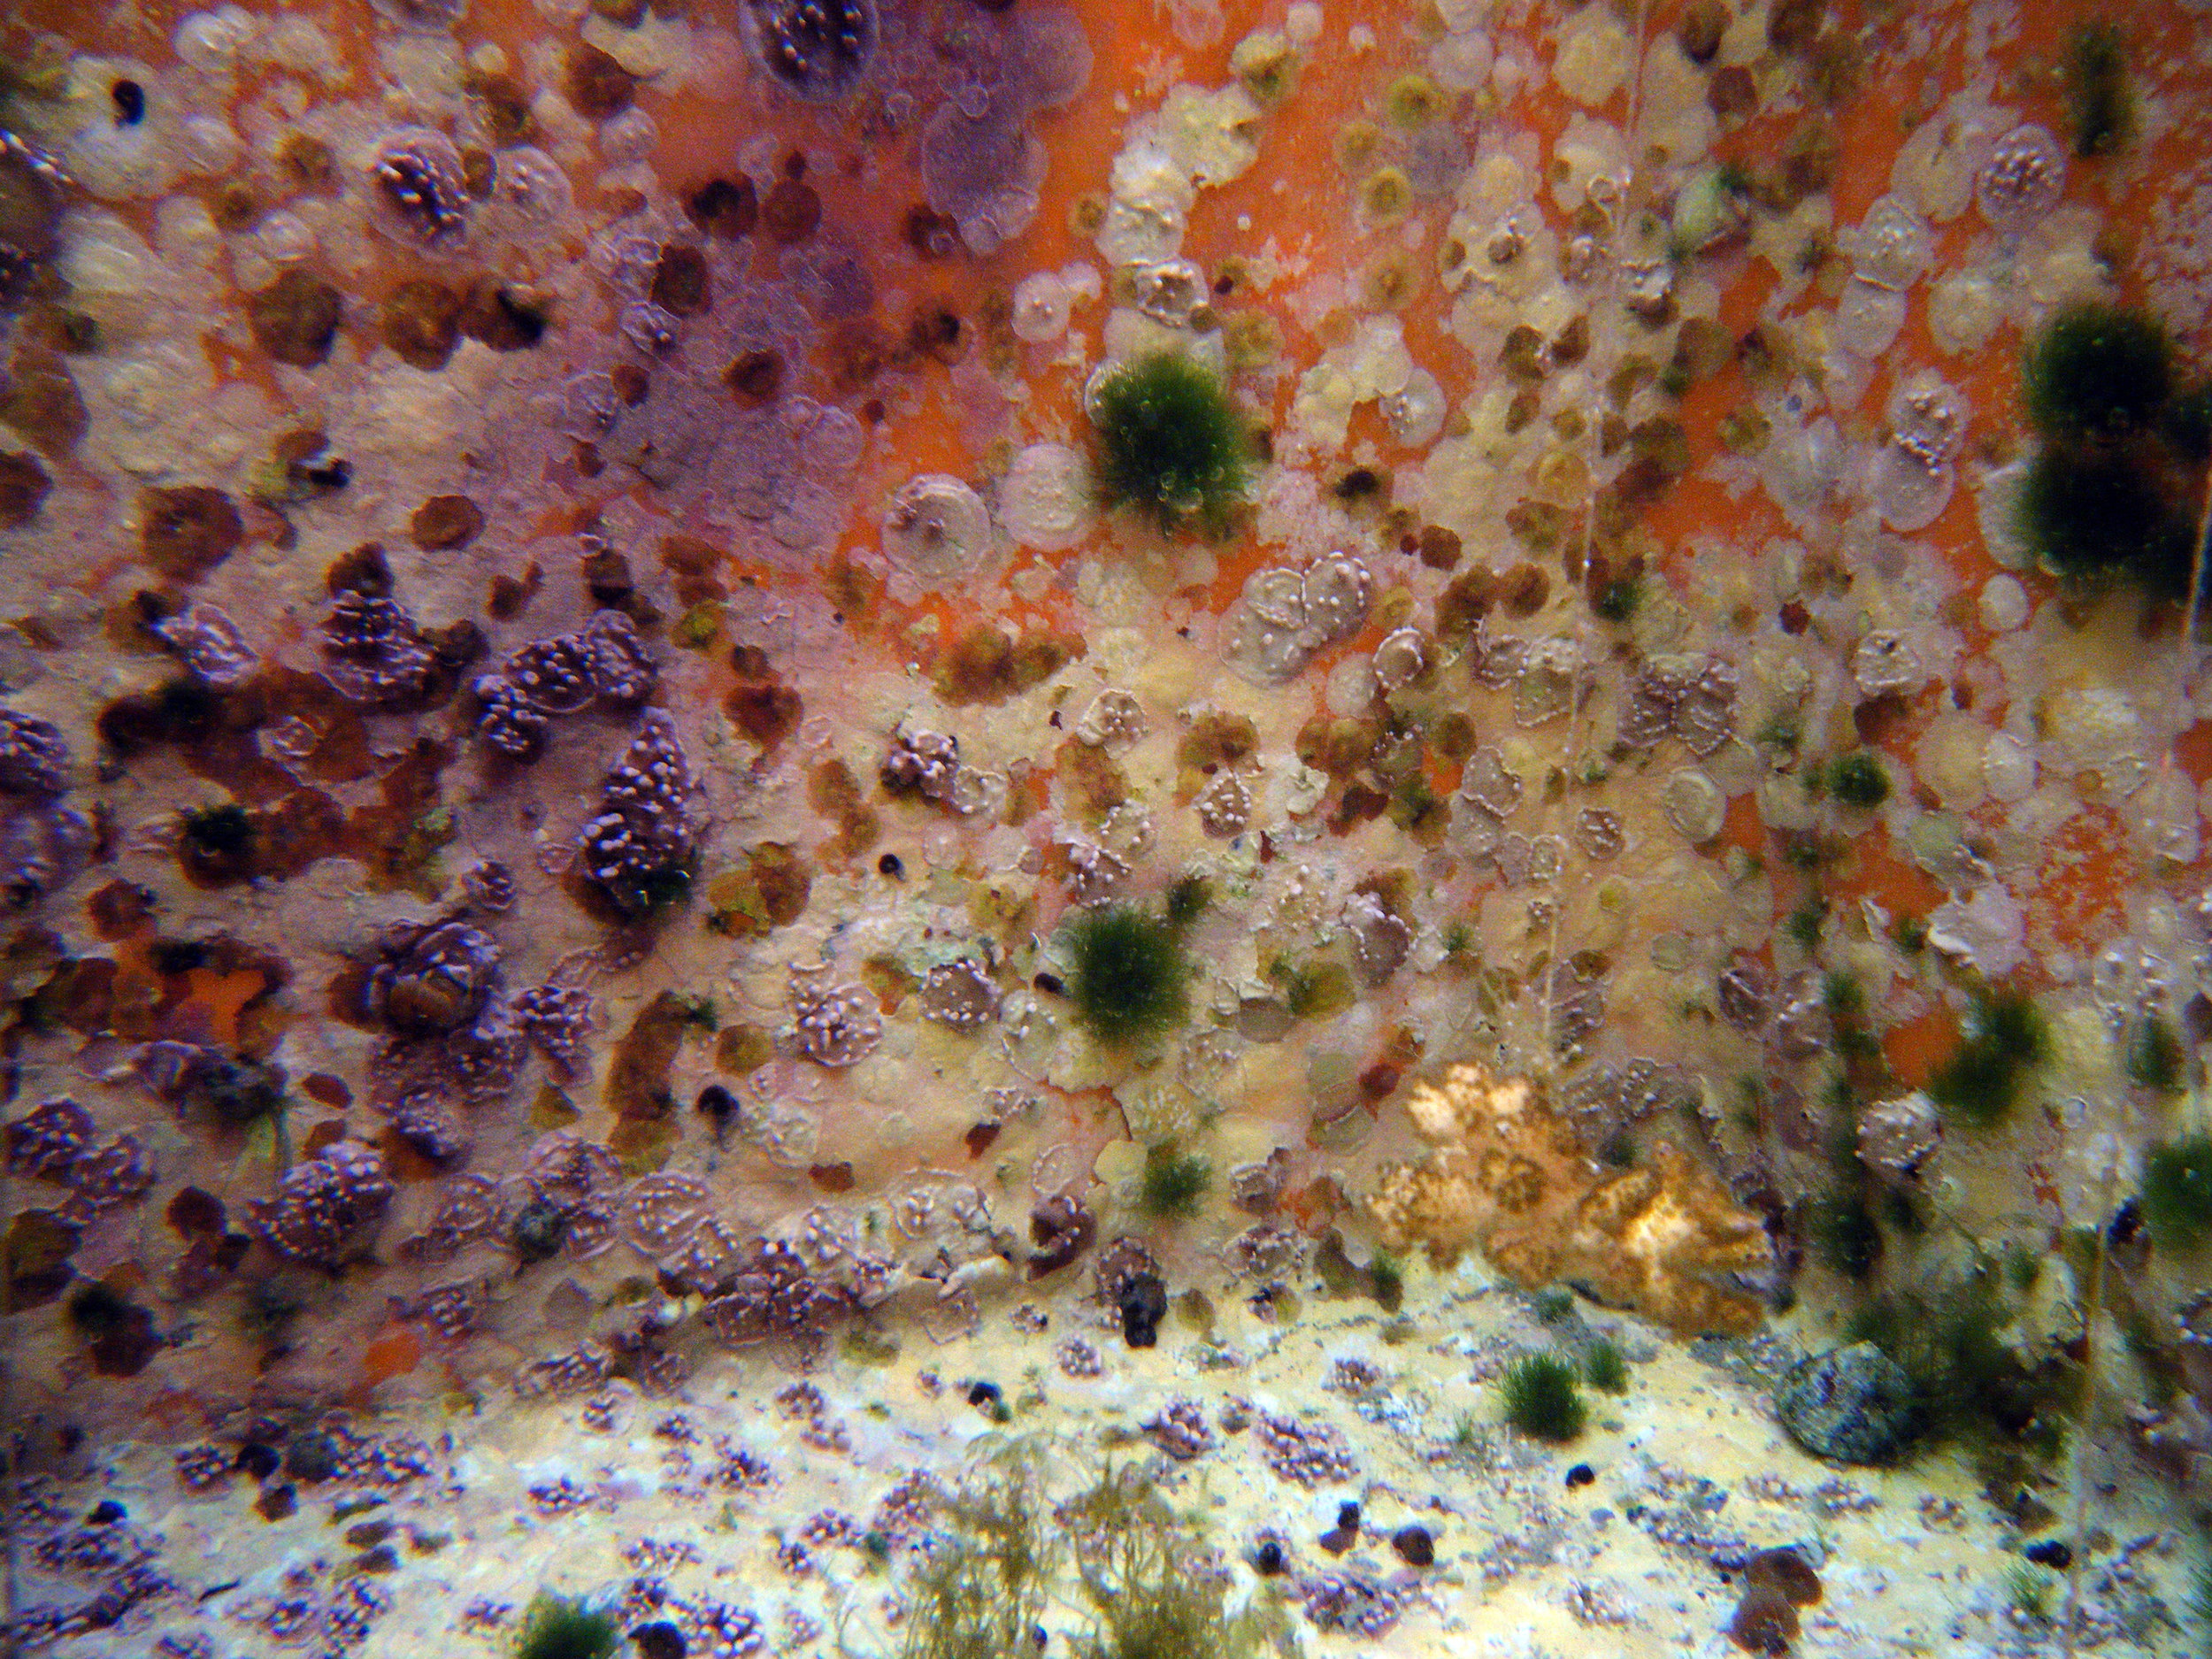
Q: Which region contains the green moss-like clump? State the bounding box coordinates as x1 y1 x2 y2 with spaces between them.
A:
903 1461 1056 1659
902 1457 1268 1659
1063 1466 1269 1659
1139 1142 1211 1219
1583 1338 1630 1394
1825 749 1891 810
2063 21 2131 158
2018 445 2192 586
2024 302 2173 442
516 1594 619 1659
1847 1269 2074 1463
1162 872 1210 931
1928 989 2046 1129
1593 574 1642 622
2140 1134 2212 1250
1499 1352 1587 1442
1090 351 1253 535
1369 1251 1405 1312
1063 903 1190 1048
2016 302 2205 600
1811 1189 1884 1279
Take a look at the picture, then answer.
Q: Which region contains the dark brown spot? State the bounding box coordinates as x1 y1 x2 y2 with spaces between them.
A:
248 270 342 367
1766 0 1824 52
1297 715 1381 780
1502 562 1550 618
280 133 336 188
1677 0 1728 61
687 176 758 239
661 534 726 603
475 73 534 143
726 348 784 406
603 991 688 1156
142 487 243 582
903 204 959 257
1417 524 1462 570
411 495 484 550
1435 566 1500 638
933 623 1084 706
488 565 541 620
761 177 821 244
212 181 261 234
1177 711 1259 773
905 305 963 363
0 449 51 527
726 681 803 749
167 1186 226 1236
809 1161 855 1193
326 541 393 597
1708 65 1758 119
564 43 638 119
86 880 155 939
649 244 711 316
380 279 462 372
457 282 548 350
3 358 88 457
610 363 650 405
256 1485 297 1522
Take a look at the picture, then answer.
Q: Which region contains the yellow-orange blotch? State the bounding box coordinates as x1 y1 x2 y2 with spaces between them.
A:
1368 1062 1772 1336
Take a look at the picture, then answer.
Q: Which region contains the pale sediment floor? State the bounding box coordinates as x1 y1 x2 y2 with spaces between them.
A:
5 1263 2205 1658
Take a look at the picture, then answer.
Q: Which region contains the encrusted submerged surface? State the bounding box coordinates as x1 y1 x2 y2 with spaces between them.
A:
3 0 2212 1653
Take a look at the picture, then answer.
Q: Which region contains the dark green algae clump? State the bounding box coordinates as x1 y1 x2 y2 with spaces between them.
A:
1088 350 1254 535
2015 300 2208 601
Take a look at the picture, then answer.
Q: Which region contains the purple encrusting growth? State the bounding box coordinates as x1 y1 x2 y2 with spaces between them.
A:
248 1140 395 1270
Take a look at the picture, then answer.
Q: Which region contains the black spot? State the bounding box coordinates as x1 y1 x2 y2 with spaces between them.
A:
2024 1540 2073 1570
1116 1271 1167 1348
877 852 903 879
1390 1525 1435 1567
151 939 208 976
111 80 145 126
87 1499 127 1525
1251 1539 1286 1576
282 1431 339 1485
235 1442 281 1479
633 1623 687 1659
1564 1463 1595 1488
695 1084 737 1137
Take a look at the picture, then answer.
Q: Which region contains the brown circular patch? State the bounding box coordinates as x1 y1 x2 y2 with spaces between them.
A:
141 486 244 582
762 177 821 244
564 43 637 119
687 176 757 240
249 270 342 367
380 279 462 371
649 244 711 317
411 495 485 550
726 349 784 407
